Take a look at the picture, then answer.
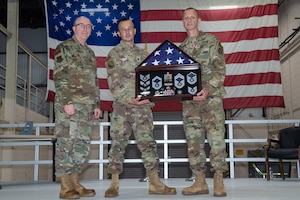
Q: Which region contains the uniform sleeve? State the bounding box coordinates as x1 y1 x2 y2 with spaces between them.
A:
53 44 73 105
94 67 101 108
203 37 226 96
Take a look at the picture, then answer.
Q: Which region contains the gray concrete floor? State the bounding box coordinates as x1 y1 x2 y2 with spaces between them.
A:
0 178 299 200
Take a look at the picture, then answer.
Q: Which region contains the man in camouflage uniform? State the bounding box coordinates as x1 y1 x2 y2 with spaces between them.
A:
179 8 228 197
104 18 176 198
54 16 101 199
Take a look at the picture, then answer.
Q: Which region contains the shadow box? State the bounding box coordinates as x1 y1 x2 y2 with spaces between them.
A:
135 63 202 101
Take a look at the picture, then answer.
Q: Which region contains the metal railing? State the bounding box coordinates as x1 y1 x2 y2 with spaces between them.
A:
0 23 50 117
16 43 49 116
1 119 300 181
0 64 5 98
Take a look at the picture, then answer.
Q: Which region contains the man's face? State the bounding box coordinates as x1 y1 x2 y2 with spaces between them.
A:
117 20 136 43
182 9 201 31
72 17 93 42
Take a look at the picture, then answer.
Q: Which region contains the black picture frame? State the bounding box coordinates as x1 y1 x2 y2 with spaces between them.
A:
136 63 202 101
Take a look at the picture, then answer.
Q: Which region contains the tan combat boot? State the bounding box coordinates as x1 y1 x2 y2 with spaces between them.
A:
59 174 80 199
70 173 96 197
182 172 209 195
148 172 176 195
214 170 227 197
104 174 119 197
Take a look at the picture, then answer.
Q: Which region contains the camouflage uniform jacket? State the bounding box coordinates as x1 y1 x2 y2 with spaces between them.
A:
106 41 153 107
54 36 100 107
180 32 226 98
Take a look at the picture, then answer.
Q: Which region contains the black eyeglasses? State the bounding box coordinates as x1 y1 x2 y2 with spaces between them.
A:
74 23 93 30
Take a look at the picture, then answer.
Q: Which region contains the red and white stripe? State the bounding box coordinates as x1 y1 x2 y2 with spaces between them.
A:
46 0 284 111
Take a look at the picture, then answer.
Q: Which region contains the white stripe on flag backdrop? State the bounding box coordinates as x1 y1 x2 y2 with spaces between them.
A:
45 0 284 111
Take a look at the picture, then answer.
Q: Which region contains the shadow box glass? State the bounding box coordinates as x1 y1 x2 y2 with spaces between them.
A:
135 63 202 101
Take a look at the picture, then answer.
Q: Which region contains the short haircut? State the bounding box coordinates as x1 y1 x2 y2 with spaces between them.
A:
117 18 134 29
183 7 200 18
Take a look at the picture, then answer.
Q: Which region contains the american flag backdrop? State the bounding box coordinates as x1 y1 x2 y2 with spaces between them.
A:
45 0 285 111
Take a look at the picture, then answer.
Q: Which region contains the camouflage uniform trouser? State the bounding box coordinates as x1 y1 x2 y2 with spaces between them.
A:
107 104 159 175
182 96 228 174
54 103 94 177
